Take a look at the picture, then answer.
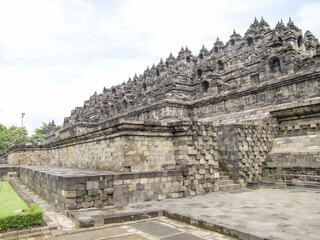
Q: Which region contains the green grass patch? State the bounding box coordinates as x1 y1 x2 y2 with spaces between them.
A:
0 181 44 230
0 181 29 217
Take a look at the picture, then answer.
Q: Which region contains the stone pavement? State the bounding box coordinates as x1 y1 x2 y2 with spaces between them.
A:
3 181 232 240
3 181 320 240
69 187 320 240
47 217 234 240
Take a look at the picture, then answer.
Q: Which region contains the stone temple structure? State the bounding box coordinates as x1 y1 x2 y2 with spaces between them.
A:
1 18 320 210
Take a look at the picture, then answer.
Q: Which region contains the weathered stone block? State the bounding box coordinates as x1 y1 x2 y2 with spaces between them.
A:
128 184 137 191
100 194 107 201
104 188 114 194
113 180 123 186
84 195 92 202
86 181 99 190
65 191 77 198
81 202 90 208
88 189 99 196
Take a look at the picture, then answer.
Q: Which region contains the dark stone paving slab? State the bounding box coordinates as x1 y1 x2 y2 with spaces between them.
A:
162 232 204 240
109 234 148 240
46 219 221 240
48 226 131 240
130 221 181 237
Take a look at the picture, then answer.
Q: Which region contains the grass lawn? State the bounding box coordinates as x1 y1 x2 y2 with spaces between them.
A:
0 181 29 217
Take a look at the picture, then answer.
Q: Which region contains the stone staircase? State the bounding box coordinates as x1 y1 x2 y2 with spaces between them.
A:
218 171 241 191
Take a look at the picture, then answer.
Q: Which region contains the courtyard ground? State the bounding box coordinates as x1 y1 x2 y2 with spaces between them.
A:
68 187 320 240
3 181 320 240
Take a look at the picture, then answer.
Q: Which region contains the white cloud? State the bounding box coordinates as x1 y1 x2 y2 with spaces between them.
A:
298 1 320 38
0 0 318 135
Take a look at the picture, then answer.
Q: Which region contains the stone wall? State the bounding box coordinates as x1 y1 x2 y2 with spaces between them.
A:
7 121 177 172
278 117 320 137
0 166 19 180
262 103 320 182
192 73 320 121
266 135 320 168
217 124 276 185
5 120 276 189
173 122 220 194
265 103 320 168
0 155 7 165
19 166 187 210
262 166 320 183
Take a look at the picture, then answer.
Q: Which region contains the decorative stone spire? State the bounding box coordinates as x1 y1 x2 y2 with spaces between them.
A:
166 52 176 67
168 52 175 60
246 17 259 35
230 29 241 38
305 30 317 41
178 46 185 55
200 44 209 54
185 46 191 55
260 17 267 25
157 58 165 69
177 47 186 60
259 17 270 31
214 37 223 46
304 30 318 51
144 67 150 78
287 17 300 32
275 19 286 31
133 73 138 82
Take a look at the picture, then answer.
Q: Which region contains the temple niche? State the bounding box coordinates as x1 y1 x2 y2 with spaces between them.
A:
269 57 281 73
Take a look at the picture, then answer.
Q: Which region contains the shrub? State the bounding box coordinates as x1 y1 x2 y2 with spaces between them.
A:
0 203 44 231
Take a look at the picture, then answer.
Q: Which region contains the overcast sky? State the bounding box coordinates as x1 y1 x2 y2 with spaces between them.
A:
0 0 319 135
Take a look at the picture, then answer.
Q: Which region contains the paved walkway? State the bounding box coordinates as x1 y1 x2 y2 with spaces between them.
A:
70 187 320 240
8 181 231 240
47 218 234 240
6 181 320 240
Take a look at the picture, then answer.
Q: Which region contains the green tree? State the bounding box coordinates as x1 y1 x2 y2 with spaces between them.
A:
0 124 29 155
7 126 29 144
30 123 49 143
0 124 10 154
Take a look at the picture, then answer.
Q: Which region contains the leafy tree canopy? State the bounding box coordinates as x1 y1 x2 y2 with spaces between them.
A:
30 123 49 143
0 122 54 155
0 124 29 155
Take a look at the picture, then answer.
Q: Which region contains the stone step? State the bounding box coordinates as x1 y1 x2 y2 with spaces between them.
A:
0 225 57 240
218 172 228 176
219 180 234 187
219 175 230 181
219 184 241 191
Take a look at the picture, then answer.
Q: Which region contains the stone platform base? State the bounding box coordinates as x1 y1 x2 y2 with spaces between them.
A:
0 166 20 180
19 166 187 210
